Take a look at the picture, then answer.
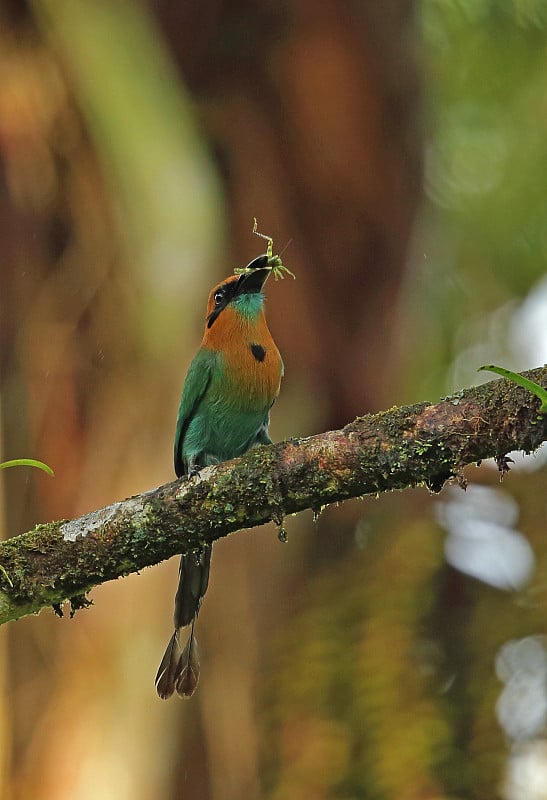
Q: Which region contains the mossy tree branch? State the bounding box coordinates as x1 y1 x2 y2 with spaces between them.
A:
0 366 546 625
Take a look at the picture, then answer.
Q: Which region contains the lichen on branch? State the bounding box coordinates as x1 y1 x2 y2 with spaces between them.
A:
0 366 545 625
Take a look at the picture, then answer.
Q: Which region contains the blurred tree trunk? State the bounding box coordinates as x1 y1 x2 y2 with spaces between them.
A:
160 0 421 422
1 2 422 799
156 2 422 798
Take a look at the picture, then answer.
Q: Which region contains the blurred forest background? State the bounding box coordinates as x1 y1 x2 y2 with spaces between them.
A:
1 1 547 798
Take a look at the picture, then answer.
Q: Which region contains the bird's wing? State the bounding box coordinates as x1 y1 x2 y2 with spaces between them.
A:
174 348 215 477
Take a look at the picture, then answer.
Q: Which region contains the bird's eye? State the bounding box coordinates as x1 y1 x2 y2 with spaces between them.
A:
214 289 224 307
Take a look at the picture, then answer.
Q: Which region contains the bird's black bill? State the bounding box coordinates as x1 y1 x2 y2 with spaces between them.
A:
235 261 271 295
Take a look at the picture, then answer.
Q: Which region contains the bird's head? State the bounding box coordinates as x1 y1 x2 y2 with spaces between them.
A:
205 255 271 330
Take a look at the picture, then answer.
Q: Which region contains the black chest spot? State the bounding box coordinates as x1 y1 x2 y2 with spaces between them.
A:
250 343 266 362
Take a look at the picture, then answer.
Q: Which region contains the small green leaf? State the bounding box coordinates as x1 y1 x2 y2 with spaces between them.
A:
0 458 55 476
478 365 547 414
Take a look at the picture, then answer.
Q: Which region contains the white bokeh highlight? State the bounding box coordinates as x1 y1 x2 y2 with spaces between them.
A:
435 485 535 590
496 637 547 742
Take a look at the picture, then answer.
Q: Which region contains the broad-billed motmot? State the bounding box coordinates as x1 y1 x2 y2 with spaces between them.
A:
156 256 283 699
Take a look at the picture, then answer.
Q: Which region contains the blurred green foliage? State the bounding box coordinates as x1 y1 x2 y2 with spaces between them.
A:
402 0 547 399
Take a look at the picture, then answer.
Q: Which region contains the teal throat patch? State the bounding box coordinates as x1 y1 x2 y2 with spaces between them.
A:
233 292 264 319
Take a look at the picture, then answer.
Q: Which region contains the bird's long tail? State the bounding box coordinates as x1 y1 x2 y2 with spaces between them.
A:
155 545 212 699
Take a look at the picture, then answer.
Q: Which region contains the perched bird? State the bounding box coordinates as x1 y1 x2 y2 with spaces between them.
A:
155 256 283 699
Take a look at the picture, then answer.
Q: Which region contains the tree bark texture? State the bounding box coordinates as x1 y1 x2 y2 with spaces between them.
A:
1 366 545 626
